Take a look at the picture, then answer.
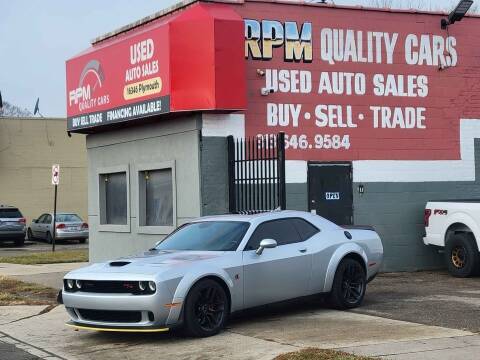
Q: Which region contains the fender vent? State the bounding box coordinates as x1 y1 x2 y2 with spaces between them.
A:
109 261 130 267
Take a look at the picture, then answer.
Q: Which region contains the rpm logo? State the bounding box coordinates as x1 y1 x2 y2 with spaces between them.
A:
69 60 108 111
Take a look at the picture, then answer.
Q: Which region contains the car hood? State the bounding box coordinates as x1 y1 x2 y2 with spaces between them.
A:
66 250 227 278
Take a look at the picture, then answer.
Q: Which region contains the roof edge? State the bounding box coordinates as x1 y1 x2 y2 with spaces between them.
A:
91 0 199 45
92 0 480 45
0 116 66 121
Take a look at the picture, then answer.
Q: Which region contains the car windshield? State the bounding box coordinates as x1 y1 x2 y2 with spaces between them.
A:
155 221 250 251
55 214 82 222
0 208 22 218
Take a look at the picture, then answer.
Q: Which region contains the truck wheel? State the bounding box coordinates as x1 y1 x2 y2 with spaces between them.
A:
445 233 480 277
328 258 366 310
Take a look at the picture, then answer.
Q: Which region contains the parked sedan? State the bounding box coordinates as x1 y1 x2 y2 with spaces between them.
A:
28 213 88 244
0 205 26 246
62 210 383 337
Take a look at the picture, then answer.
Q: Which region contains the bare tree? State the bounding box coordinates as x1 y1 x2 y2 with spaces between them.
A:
0 101 32 117
367 0 479 13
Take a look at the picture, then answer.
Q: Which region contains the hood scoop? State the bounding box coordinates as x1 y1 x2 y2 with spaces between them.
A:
109 261 131 267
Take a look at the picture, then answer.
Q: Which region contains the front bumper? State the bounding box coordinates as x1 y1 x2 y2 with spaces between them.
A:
62 282 182 329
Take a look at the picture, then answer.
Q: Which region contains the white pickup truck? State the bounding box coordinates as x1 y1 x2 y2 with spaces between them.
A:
424 200 480 277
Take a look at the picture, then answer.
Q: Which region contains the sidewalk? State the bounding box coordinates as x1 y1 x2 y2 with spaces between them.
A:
0 262 87 289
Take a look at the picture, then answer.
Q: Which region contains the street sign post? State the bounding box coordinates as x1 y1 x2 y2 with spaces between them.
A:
51 165 60 252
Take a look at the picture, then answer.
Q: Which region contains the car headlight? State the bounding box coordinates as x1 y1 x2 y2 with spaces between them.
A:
148 281 156 292
139 281 147 291
66 279 74 290
75 280 82 289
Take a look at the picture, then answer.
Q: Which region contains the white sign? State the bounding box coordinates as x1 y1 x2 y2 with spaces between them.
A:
325 192 340 200
52 164 60 185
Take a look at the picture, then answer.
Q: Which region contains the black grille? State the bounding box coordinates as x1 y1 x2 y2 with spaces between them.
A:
77 309 142 323
80 280 139 294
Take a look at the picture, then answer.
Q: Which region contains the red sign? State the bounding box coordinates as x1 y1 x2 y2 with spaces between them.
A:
66 2 246 133
66 23 170 131
236 2 480 161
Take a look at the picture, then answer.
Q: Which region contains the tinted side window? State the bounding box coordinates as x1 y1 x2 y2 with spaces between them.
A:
245 219 302 250
44 215 52 224
291 218 320 241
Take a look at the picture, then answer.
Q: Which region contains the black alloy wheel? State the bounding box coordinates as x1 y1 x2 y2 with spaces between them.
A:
27 229 34 241
46 232 53 244
184 279 228 337
328 258 366 309
341 261 365 305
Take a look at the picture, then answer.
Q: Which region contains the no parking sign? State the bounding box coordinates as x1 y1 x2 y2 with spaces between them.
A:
51 164 60 252
52 164 60 185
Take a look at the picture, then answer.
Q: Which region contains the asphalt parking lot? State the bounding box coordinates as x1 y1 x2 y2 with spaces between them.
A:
224 270 480 334
0 240 87 258
356 271 480 332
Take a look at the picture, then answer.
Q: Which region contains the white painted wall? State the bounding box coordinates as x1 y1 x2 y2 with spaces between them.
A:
203 114 480 183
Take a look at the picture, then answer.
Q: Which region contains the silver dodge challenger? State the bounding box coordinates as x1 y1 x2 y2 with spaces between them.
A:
62 210 383 337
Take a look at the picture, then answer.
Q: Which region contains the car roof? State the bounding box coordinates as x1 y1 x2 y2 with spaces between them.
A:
0 205 19 209
40 212 79 215
191 210 342 231
39 211 80 217
190 210 336 226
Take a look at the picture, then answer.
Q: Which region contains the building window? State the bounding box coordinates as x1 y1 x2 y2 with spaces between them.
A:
140 169 173 226
100 172 127 225
136 160 176 234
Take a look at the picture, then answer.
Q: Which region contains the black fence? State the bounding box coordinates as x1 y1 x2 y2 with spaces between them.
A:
227 133 286 213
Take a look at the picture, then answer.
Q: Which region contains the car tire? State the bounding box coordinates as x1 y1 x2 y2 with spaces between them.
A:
46 232 53 244
445 233 480 277
27 229 34 241
328 258 366 310
14 237 25 247
183 279 229 337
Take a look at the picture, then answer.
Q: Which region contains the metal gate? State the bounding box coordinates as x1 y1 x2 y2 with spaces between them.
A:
227 133 286 213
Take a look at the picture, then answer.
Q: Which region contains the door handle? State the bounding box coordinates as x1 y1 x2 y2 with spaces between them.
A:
299 248 307 253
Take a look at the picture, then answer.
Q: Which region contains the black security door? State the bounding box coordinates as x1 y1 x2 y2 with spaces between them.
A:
308 163 353 225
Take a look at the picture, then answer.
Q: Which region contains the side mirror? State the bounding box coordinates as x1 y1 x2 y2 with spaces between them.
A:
256 239 277 255
32 219 37 223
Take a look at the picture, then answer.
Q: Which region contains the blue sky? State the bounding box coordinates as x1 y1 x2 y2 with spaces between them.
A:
0 0 463 117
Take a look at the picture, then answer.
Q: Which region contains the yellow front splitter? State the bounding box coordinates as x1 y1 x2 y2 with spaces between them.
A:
66 322 169 333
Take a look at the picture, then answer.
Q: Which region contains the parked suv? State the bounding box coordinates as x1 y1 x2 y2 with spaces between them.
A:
0 205 26 246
